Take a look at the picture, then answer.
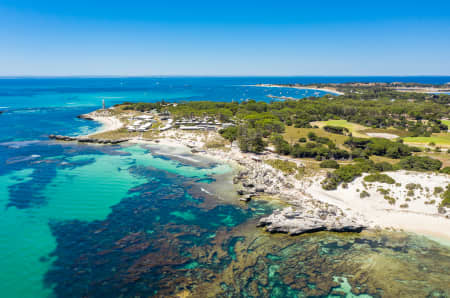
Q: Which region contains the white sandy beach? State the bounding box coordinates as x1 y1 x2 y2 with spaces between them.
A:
85 112 123 136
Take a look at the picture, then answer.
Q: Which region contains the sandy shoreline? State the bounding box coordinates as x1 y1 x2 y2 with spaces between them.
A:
79 110 450 243
252 84 345 96
85 113 123 136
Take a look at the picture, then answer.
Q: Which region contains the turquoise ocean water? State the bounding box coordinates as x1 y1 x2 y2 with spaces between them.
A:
0 77 449 297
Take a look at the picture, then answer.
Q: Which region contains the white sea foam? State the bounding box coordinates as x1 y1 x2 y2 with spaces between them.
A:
0 140 41 149
200 187 212 195
6 155 40 164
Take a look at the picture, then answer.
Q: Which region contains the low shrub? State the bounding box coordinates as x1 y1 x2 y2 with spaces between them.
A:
405 183 421 190
319 160 340 169
360 190 370 198
364 173 395 184
440 184 450 207
440 167 450 174
434 186 444 195
377 188 390 195
384 195 396 205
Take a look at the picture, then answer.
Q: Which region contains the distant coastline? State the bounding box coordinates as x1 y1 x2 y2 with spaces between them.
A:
252 83 345 96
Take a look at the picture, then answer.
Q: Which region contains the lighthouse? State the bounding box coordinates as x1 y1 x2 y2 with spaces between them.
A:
102 99 105 110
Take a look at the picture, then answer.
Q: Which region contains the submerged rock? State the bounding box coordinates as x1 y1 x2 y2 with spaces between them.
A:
77 114 94 120
258 206 367 235
240 195 252 202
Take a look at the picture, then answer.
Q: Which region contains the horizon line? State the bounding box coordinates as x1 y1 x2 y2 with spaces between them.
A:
1 74 450 79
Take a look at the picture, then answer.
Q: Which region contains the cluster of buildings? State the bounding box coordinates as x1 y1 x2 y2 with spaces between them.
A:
126 115 156 132
125 112 235 133
174 117 234 131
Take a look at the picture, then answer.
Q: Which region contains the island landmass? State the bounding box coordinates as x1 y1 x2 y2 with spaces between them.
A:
49 82 450 240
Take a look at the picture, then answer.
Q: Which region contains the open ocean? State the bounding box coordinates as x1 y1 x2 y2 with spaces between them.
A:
0 77 449 297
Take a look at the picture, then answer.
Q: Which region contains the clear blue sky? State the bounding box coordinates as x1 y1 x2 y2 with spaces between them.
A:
1 0 449 76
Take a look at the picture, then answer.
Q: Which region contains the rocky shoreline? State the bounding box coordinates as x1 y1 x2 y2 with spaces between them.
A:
258 206 366 235
229 153 367 235
48 134 129 145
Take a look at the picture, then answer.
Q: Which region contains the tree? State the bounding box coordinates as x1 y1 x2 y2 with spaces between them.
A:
237 125 265 153
219 126 238 147
270 133 290 155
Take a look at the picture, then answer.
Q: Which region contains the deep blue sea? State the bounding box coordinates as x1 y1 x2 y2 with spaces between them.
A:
1 77 449 297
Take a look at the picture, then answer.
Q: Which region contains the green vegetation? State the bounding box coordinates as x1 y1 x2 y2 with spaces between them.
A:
440 185 450 207
434 187 444 195
319 157 428 190
405 183 422 191
363 173 395 184
323 125 349 135
219 126 238 146
403 134 450 146
397 156 443 171
344 137 418 159
384 195 396 205
283 126 348 147
360 190 370 198
378 188 390 195
265 159 300 175
319 160 340 169
237 125 265 153
440 167 450 174
321 159 377 190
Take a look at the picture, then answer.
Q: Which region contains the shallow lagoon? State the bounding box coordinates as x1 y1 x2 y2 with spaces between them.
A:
1 142 449 297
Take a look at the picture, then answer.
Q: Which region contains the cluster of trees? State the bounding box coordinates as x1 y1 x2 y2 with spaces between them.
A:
119 102 163 111
323 125 349 135
270 132 424 163
397 156 443 171
236 125 266 153
344 137 420 159
271 132 350 160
